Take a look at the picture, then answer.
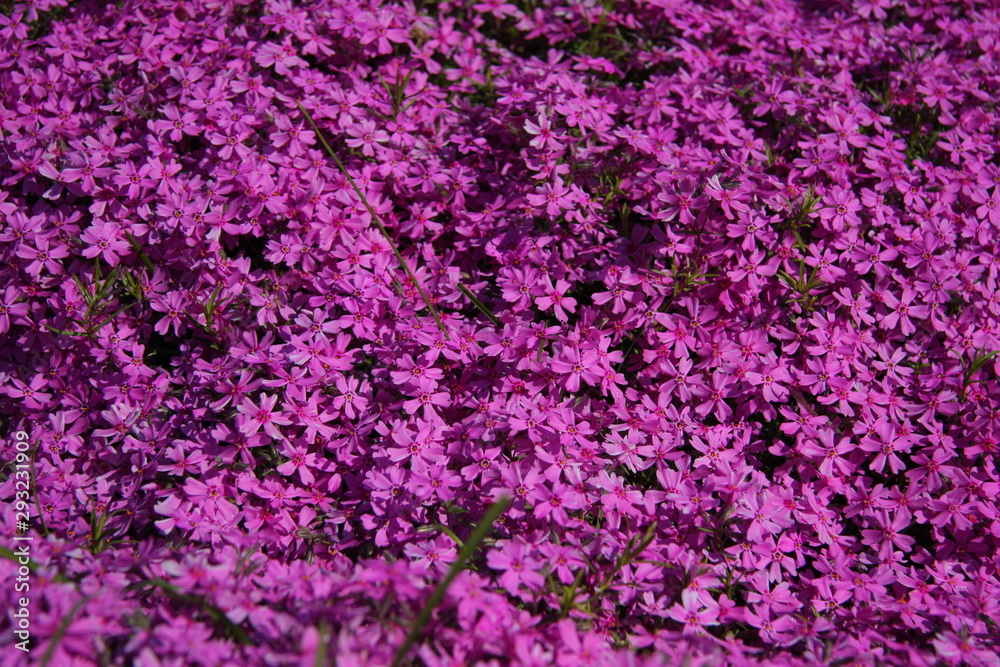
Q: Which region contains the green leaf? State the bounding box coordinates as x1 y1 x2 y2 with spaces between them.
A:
969 350 999 375
962 348 999 393
0 546 41 572
41 323 88 337
71 275 94 306
125 231 155 271
559 568 587 619
91 302 137 334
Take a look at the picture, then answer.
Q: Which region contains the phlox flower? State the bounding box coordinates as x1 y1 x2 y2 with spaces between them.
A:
727 249 780 290
0 287 29 333
487 539 545 595
880 290 930 336
345 120 389 157
705 174 750 219
737 492 786 542
275 441 319 485
550 346 602 393
859 418 914 474
4 374 53 410
591 471 643 527
237 393 292 439
403 535 458 575
745 364 792 403
527 178 575 217
744 606 798 645
255 37 307 74
523 113 563 151
15 237 69 276
92 402 139 442
931 632 1000 667
667 590 720 635
149 292 189 336
80 221 129 266
407 459 462 502
472 0 519 18
860 510 916 557
534 278 577 321
357 10 409 54
401 378 450 420
819 186 862 230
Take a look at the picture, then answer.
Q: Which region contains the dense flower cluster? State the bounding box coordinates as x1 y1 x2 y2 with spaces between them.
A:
1 0 1000 664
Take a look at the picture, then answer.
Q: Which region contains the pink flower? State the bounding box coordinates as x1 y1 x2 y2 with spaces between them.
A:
15 238 69 276
0 287 29 333
667 590 720 634
534 278 577 321
527 179 575 217
523 113 563 151
401 379 450 420
487 539 545 595
80 221 130 266
745 365 792 402
550 346 601 393
345 120 389 157
737 492 787 542
860 510 915 557
237 393 292 439
591 471 643 521
819 186 862 230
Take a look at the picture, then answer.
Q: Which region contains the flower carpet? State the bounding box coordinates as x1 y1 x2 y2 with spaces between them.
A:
1 0 999 664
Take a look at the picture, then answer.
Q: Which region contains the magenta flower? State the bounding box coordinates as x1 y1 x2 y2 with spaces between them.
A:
4 374 53 410
737 492 787 542
15 237 69 276
237 393 292 439
667 590 720 635
550 346 602 393
80 221 130 266
534 278 577 321
2 2 998 664
745 365 792 403
523 113 562 151
591 471 643 528
345 120 389 157
860 510 915 557
527 179 575 217
859 419 914 474
487 539 545 595
401 380 450 420
0 286 29 333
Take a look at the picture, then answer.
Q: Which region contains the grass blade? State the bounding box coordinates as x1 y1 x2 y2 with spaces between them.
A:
293 100 449 339
314 620 329 667
125 231 155 271
127 578 251 645
39 596 90 667
457 283 502 327
391 496 511 667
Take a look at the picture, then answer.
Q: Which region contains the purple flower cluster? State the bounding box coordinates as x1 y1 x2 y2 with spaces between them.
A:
1 0 1000 664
